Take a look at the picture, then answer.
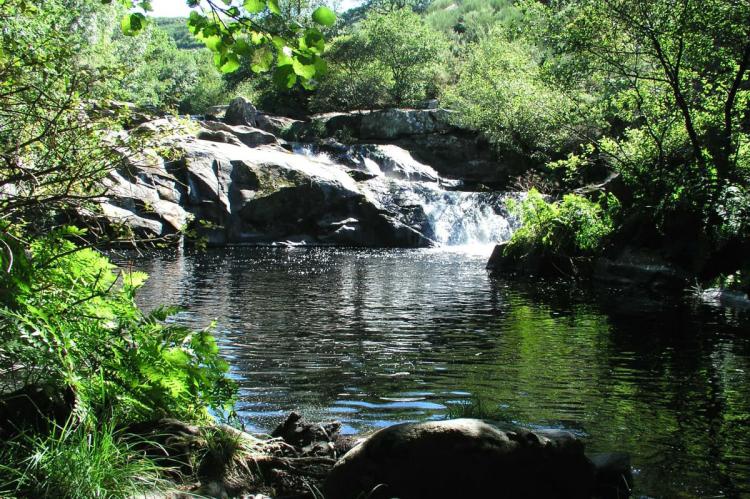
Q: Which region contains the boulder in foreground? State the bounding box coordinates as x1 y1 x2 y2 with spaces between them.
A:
324 418 631 499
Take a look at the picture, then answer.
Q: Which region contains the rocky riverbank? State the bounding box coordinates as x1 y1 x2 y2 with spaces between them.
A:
129 413 632 499
93 98 515 249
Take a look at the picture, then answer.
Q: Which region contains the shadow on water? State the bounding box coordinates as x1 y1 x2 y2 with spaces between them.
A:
118 246 750 498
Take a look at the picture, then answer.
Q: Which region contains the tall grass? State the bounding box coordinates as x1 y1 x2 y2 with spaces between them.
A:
0 420 169 498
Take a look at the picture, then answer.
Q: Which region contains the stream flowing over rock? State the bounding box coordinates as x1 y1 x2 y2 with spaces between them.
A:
96 102 517 248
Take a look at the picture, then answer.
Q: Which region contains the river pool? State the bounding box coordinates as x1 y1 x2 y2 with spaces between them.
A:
124 246 750 498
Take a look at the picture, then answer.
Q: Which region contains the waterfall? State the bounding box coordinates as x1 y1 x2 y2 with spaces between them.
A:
292 143 516 250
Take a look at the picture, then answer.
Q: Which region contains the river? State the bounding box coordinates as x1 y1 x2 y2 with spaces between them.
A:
125 246 750 498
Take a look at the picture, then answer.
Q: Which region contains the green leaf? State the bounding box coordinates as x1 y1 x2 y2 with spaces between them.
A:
187 11 207 34
219 53 241 73
251 31 265 45
292 56 316 80
267 0 281 15
313 55 328 76
121 13 147 36
234 38 253 57
202 34 223 52
243 0 266 13
251 46 274 73
312 6 336 26
276 46 293 66
163 347 190 367
273 65 297 88
301 28 325 54
300 78 317 90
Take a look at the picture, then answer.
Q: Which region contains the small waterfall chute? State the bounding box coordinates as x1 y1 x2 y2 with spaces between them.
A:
292 142 518 250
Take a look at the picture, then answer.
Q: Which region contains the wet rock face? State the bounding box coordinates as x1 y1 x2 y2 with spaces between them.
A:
359 108 455 140
98 120 434 248
324 419 604 499
96 102 517 248
285 108 511 186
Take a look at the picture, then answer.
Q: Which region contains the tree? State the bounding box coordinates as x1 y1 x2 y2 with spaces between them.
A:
367 0 431 14
0 0 123 228
552 0 750 203
445 28 593 165
310 8 447 111
361 9 447 105
310 34 392 111
1 0 234 441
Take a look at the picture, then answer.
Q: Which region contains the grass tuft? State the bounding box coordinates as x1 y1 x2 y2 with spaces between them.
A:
0 419 170 499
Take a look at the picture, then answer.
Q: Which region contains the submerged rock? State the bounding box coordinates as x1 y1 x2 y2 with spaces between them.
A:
592 247 692 290
271 412 361 458
699 288 750 309
324 419 628 499
283 108 511 185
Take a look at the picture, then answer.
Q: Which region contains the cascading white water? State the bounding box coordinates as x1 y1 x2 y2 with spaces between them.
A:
292 143 517 250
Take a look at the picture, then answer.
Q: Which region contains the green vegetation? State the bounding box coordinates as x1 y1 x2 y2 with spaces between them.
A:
444 29 589 166
503 190 617 274
312 9 447 111
0 0 237 494
108 0 336 88
0 420 168 497
155 17 205 49
2 0 750 493
2 230 234 422
425 0 522 43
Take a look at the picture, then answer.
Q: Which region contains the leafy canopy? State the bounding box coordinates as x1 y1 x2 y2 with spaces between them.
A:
312 8 447 111
105 0 337 89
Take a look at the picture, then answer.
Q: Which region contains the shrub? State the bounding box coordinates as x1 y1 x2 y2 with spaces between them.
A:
310 8 448 111
504 189 617 263
444 28 588 165
179 50 230 115
0 227 235 424
309 35 393 112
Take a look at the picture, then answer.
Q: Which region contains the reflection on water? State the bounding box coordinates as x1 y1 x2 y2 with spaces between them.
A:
121 247 750 498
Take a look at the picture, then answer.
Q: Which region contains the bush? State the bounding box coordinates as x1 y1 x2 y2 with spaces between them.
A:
0 228 235 424
504 189 616 264
444 28 589 165
310 8 448 111
179 50 230 115
425 0 522 43
309 35 393 112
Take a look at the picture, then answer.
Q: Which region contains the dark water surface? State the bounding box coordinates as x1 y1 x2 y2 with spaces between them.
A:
124 247 750 498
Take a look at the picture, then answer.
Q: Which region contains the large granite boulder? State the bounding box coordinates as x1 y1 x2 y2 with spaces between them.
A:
97 119 434 248
393 132 513 185
287 108 454 142
101 142 190 239
225 97 258 127
323 419 620 499
359 108 455 140
200 120 278 148
285 108 512 186
255 112 301 136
